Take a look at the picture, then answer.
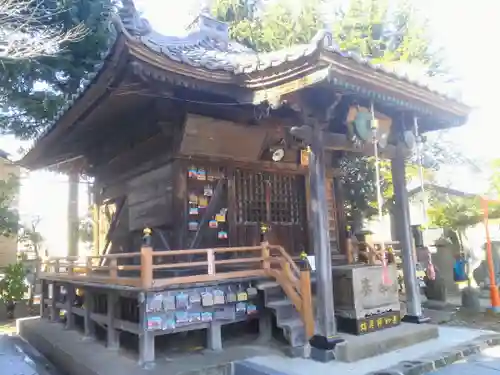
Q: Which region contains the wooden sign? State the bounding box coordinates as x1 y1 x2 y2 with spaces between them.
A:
336 310 400 335
357 311 400 334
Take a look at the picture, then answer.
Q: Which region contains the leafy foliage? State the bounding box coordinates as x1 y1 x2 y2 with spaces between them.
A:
427 196 482 231
0 0 115 139
211 0 323 52
18 217 44 257
0 262 26 303
0 0 87 60
0 174 19 237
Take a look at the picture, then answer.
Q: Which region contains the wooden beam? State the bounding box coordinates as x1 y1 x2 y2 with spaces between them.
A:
321 132 397 158
100 197 126 265
177 155 342 177
155 228 171 250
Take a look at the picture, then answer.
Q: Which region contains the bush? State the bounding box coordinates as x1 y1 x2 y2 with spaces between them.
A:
0 262 27 303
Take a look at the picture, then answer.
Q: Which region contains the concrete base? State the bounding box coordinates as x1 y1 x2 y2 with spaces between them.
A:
461 287 481 312
310 347 336 362
17 317 284 375
401 315 431 324
334 323 439 362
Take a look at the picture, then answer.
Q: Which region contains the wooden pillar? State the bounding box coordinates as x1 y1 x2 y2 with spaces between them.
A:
68 172 79 258
83 289 96 340
50 282 60 322
138 293 155 367
65 284 76 329
291 121 343 361
257 310 272 343
106 291 119 350
40 279 47 318
391 143 427 323
207 322 222 351
92 184 100 257
227 166 237 247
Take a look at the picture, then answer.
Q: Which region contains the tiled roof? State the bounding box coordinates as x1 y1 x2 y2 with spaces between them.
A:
118 0 461 102
23 0 466 167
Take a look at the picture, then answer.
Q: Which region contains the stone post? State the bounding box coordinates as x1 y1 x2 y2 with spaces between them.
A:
391 143 428 323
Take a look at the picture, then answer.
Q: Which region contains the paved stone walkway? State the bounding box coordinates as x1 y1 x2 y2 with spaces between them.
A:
0 332 60 375
428 346 500 375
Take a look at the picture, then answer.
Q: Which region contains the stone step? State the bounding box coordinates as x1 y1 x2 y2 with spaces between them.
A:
277 317 303 329
255 281 280 290
277 318 308 347
267 299 300 321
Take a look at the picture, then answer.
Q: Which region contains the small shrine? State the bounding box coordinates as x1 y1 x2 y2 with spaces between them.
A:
20 0 470 367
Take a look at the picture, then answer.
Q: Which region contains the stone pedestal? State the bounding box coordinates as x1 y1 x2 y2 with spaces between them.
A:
332 264 400 335
425 277 447 302
461 287 481 312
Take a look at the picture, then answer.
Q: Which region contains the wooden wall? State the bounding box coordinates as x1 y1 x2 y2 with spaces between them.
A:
127 164 174 231
91 113 344 258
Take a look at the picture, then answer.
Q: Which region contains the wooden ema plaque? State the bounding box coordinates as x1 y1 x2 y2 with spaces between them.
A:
300 149 309 166
336 311 401 335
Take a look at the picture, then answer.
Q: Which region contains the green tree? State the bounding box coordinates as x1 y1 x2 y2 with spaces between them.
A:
18 217 44 307
0 0 115 139
0 0 87 60
0 174 19 237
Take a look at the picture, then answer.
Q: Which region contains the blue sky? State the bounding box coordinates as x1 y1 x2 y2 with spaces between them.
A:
2 0 497 255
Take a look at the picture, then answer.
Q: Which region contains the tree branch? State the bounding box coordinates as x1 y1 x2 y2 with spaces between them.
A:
0 0 88 60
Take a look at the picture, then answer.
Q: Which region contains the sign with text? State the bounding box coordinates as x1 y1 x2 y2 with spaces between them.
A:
357 311 400 335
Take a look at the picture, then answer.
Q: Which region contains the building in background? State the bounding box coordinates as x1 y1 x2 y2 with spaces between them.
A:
0 149 20 268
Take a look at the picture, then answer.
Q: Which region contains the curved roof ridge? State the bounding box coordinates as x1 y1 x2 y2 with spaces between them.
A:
116 2 463 103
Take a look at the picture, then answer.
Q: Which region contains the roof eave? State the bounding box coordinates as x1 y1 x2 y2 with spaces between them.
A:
20 35 128 171
320 53 470 120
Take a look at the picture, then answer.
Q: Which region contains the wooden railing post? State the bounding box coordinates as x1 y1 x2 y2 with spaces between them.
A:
207 249 215 276
141 246 153 289
86 256 93 276
299 267 314 339
261 241 270 270
109 258 118 280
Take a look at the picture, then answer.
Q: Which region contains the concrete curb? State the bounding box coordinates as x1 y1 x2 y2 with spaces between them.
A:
366 333 500 375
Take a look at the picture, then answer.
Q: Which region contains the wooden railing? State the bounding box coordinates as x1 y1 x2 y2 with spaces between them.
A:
262 242 314 338
40 243 314 339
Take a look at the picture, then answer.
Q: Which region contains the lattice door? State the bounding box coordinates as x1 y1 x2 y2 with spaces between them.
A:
234 170 307 255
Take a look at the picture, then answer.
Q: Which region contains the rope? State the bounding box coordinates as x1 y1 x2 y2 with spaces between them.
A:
414 117 436 280
370 102 391 285
414 117 428 229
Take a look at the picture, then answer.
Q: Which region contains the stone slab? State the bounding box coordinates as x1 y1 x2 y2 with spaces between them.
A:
335 323 439 362
368 333 500 375
247 326 498 375
17 317 284 375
